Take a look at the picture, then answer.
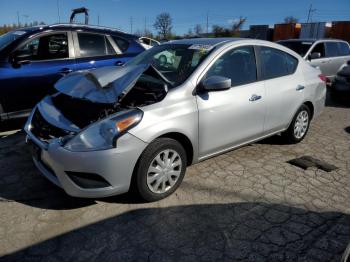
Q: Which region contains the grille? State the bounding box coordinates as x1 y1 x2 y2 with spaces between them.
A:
31 109 68 142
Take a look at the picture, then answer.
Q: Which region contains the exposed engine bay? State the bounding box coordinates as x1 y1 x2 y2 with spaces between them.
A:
52 72 167 129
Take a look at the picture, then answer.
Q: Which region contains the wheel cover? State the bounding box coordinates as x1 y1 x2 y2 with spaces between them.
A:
294 110 309 139
146 149 182 194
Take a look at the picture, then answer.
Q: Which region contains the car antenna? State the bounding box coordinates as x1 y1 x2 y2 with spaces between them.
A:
70 7 89 25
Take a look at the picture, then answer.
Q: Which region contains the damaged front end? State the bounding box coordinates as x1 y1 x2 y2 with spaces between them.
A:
26 64 169 149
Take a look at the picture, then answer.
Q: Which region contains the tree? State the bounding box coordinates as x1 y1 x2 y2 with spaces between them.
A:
194 24 203 36
212 25 231 37
186 28 193 38
284 16 299 24
231 16 246 33
154 12 172 39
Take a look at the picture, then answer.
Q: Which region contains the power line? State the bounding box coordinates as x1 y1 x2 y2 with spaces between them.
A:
130 16 133 34
206 12 209 34
307 4 317 23
56 0 60 23
17 11 20 26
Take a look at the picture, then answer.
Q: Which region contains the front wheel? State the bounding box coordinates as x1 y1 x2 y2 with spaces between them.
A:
283 105 311 143
133 138 187 202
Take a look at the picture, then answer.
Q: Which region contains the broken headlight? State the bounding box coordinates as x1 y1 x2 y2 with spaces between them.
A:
63 109 143 152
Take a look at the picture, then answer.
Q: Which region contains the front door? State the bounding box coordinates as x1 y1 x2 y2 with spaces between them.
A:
0 31 75 113
309 42 334 78
197 45 266 158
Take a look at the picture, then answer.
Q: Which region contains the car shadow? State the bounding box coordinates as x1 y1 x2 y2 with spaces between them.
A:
325 90 350 109
345 126 350 134
256 134 287 145
0 118 26 133
2 202 350 261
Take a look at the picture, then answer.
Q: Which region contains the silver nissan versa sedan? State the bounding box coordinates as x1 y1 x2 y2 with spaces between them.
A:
24 38 326 201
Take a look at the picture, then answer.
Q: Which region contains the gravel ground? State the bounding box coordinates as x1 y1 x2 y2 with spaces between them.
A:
0 95 349 261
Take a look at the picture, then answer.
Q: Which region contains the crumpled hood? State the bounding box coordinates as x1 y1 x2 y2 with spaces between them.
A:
54 64 149 104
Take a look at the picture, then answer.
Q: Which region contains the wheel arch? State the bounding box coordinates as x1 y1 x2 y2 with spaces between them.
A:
303 101 314 119
157 132 194 166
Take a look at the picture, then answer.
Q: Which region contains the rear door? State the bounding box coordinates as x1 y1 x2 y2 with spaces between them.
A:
337 42 350 64
0 31 75 113
258 46 305 133
73 32 120 70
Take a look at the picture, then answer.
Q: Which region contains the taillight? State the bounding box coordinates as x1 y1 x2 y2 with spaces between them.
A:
319 74 327 82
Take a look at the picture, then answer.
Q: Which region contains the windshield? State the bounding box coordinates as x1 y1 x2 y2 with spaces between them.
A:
0 30 27 52
278 41 313 57
127 44 213 87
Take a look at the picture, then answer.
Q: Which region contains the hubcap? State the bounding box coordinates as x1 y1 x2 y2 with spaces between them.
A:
294 110 309 139
146 149 182 194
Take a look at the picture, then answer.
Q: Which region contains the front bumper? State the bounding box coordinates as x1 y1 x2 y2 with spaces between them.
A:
25 109 148 198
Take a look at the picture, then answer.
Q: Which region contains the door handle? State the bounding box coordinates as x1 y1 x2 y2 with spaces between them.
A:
296 85 305 91
115 61 124 66
59 68 73 75
249 94 262 102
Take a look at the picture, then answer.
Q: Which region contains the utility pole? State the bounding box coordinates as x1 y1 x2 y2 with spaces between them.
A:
130 16 133 34
22 14 29 25
97 15 100 25
206 12 209 34
17 11 20 27
306 4 316 23
56 0 60 23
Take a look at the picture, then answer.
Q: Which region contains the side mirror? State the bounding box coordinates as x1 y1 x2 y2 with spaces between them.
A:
309 52 321 60
199 76 231 92
9 52 30 68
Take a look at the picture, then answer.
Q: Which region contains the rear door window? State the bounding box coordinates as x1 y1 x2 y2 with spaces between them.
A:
77 33 112 57
338 42 350 56
259 46 298 80
325 42 339 57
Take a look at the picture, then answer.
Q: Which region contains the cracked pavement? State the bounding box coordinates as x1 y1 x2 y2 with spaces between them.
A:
0 95 349 261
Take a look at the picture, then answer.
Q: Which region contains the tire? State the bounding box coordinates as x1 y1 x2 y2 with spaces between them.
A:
283 104 311 143
133 138 187 202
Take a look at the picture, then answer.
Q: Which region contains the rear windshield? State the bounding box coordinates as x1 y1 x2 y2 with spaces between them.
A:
0 30 28 51
279 41 313 57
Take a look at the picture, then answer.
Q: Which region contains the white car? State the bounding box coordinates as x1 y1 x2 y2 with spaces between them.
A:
139 37 160 50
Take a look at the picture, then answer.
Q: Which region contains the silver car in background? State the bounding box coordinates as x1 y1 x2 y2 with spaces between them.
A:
278 39 350 82
25 38 326 201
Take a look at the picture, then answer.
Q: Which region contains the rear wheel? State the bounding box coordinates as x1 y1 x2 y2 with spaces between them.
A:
133 138 187 202
283 105 311 143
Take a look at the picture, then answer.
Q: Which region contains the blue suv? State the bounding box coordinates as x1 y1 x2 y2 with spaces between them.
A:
0 24 146 121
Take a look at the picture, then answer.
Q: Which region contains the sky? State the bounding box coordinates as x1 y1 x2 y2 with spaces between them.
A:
0 0 349 35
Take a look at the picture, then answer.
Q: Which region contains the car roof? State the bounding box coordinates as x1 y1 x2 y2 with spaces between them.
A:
13 23 138 39
167 38 245 47
279 38 347 43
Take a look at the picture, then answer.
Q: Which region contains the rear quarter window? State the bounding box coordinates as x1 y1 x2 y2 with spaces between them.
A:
111 36 129 53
